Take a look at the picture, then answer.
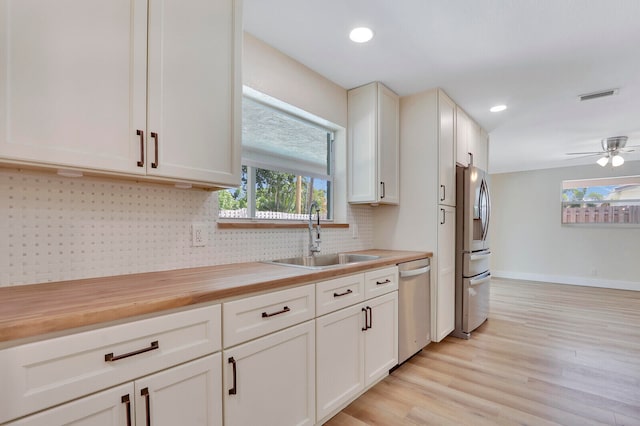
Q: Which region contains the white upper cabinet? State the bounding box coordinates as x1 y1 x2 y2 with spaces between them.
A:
145 0 241 186
0 0 148 176
455 106 489 171
0 0 241 189
438 91 456 207
348 82 400 205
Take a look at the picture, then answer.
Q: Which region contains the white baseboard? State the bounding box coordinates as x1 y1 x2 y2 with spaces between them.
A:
492 270 640 291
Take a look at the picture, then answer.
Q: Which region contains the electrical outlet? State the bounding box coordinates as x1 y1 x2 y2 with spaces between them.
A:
191 223 207 247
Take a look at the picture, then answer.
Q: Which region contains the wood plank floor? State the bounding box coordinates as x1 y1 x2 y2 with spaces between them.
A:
325 278 640 426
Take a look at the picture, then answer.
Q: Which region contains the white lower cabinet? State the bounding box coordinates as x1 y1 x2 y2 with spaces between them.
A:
316 291 398 422
223 321 316 426
363 292 399 386
435 205 456 341
134 354 222 426
7 383 134 426
316 304 365 421
8 354 222 426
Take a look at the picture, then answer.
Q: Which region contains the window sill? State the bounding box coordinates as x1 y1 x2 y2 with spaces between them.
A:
216 220 349 229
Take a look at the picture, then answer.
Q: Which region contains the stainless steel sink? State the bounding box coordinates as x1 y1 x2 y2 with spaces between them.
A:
266 253 380 270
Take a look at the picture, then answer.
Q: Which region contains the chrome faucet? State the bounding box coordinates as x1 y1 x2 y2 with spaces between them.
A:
308 201 321 256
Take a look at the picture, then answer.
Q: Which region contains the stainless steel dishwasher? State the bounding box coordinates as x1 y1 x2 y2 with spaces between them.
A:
397 258 431 364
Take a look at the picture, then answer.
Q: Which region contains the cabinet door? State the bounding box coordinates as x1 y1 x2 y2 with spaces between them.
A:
364 291 398 387
0 0 147 175
134 354 222 426
377 84 400 204
455 107 470 167
467 119 480 168
316 304 365 421
347 83 378 203
438 92 456 206
223 321 315 426
475 128 489 172
7 383 134 426
146 0 241 186
434 205 456 342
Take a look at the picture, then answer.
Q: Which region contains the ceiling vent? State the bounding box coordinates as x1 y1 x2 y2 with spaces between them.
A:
578 88 618 101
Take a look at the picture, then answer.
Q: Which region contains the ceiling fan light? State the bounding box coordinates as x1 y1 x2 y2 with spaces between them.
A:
611 155 624 167
596 156 609 167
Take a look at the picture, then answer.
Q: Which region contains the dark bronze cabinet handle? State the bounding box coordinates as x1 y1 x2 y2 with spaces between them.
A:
361 307 368 331
121 395 132 426
376 279 391 286
141 388 151 426
151 132 159 169
366 306 373 329
469 152 474 165
136 130 144 167
228 357 237 395
380 181 386 199
440 208 446 225
262 306 290 318
104 341 159 362
333 289 353 298
440 184 445 202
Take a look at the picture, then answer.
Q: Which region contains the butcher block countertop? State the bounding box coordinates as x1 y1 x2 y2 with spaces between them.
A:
0 249 430 345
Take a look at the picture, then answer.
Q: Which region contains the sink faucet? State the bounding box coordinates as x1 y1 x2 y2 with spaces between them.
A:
308 201 321 256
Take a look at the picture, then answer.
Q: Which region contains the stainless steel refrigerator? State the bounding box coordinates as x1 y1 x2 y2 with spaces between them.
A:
453 165 491 339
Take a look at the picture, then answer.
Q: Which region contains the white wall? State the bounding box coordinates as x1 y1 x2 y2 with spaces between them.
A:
0 35 373 287
243 33 347 128
490 160 640 290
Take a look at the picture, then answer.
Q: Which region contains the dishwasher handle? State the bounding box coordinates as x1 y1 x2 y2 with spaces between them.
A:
399 265 431 279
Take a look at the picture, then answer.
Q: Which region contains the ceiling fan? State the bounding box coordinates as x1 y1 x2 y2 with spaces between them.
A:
566 136 638 167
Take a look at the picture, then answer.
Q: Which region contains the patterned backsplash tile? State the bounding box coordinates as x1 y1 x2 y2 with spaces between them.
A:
0 168 374 286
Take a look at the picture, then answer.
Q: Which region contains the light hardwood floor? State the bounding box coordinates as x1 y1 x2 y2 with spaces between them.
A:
326 278 640 426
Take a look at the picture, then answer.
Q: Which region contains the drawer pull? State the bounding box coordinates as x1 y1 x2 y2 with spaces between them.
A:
261 306 290 318
141 388 151 426
121 395 132 426
366 306 373 329
228 357 237 395
333 289 353 298
376 279 391 285
104 341 159 362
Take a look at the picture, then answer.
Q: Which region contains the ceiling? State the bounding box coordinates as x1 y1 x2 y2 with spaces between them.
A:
243 0 640 174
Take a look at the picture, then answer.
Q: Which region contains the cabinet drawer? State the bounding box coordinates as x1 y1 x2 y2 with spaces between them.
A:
364 266 399 299
0 304 221 424
316 274 365 316
223 284 315 348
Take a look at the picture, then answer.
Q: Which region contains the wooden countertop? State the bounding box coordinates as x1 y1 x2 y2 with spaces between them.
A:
0 249 430 344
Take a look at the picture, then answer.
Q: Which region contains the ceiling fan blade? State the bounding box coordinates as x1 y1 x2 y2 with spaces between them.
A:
565 153 602 159
565 151 602 155
620 148 635 153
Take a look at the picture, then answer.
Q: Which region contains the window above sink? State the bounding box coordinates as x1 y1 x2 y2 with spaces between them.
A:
219 88 336 221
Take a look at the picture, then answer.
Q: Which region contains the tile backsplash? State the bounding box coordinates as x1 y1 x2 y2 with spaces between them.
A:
0 168 374 286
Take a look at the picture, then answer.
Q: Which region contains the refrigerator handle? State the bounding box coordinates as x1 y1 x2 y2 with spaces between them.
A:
469 273 491 286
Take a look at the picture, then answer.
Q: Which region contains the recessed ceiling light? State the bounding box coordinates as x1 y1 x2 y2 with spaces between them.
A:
349 27 374 43
490 104 507 113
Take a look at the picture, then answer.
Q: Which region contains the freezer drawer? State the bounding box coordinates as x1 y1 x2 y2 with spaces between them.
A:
462 271 490 333
462 250 491 277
